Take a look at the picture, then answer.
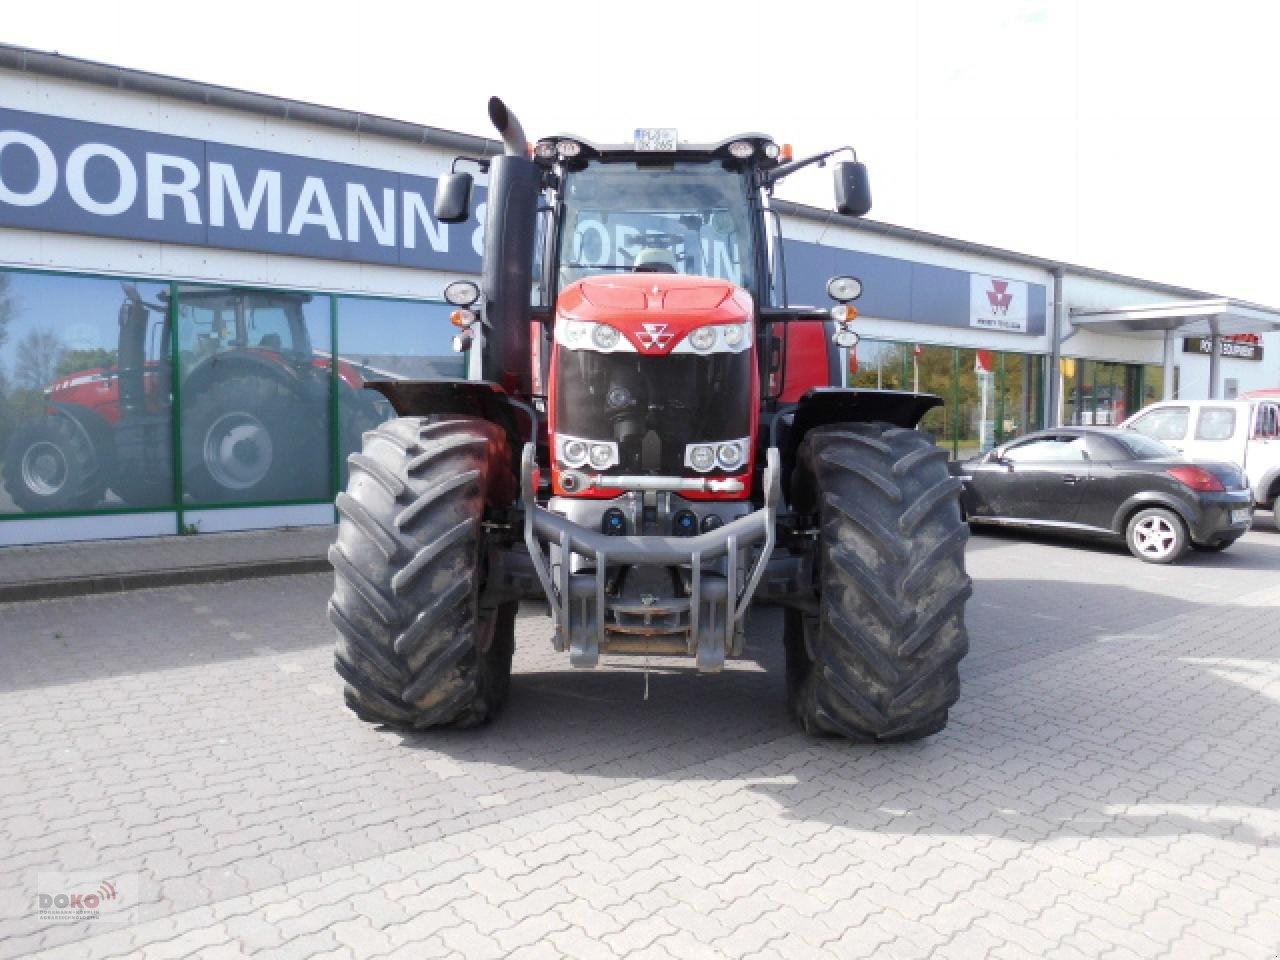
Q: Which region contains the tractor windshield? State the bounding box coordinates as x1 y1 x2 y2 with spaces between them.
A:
557 162 756 294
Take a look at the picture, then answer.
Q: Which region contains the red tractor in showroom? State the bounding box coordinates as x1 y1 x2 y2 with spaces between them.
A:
3 286 379 512
330 100 971 741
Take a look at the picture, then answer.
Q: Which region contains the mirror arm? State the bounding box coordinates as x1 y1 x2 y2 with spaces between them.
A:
765 146 856 185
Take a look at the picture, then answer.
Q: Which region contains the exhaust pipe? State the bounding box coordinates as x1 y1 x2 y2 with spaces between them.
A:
488 97 528 156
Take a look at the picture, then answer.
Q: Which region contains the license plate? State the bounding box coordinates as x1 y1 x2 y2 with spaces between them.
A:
1231 508 1251 524
634 127 677 151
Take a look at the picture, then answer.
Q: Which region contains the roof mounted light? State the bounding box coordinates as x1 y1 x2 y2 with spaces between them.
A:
728 140 755 159
533 141 557 160
558 140 582 158
762 142 780 160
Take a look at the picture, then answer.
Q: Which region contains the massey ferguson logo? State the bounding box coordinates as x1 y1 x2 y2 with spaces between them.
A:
986 280 1014 315
636 323 674 351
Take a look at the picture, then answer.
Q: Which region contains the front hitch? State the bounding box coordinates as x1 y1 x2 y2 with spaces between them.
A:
520 446 780 671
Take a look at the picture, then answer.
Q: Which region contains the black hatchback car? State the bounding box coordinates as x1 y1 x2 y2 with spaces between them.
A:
953 427 1252 563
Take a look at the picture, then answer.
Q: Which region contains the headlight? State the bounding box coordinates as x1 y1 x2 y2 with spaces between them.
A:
717 442 743 470
560 438 588 467
589 444 615 469
688 327 717 351
556 320 636 353
672 322 751 354
688 444 716 472
591 324 621 350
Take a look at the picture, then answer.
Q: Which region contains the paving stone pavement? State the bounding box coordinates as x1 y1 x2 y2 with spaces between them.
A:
1 527 1278 959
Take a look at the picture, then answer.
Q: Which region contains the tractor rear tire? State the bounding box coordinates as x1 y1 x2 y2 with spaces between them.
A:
786 423 972 742
2 414 106 512
182 375 313 504
329 416 516 729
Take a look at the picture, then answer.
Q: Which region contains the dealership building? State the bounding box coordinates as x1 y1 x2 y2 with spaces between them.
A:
1 42 1278 546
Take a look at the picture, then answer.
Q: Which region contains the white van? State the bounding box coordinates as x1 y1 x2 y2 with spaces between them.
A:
1121 399 1280 529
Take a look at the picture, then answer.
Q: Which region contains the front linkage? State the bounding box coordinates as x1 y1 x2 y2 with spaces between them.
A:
518 444 782 672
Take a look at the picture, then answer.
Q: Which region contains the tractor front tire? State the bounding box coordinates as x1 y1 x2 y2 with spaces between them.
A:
2 414 106 512
329 416 516 729
786 423 972 742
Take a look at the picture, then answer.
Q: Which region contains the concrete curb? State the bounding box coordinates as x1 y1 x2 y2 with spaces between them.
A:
0 556 331 604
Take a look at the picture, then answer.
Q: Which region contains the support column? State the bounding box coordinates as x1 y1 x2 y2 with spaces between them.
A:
1162 330 1176 400
1045 268 1064 427
1208 320 1221 400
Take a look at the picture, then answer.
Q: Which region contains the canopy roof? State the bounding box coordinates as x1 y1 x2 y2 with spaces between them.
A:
1070 299 1280 337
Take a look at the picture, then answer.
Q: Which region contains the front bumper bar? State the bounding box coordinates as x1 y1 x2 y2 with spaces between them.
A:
520 445 780 671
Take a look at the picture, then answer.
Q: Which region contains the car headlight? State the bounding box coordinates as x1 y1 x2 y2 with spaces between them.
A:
688 327 717 351
722 323 746 347
688 444 716 472
591 324 621 350
559 438 588 467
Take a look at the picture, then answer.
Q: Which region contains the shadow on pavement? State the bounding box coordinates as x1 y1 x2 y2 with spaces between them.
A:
401 573 1280 846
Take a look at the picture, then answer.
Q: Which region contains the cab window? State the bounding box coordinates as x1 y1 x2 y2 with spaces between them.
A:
1129 406 1189 443
1195 407 1236 441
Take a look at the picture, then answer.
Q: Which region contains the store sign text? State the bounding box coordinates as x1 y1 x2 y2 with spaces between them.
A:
0 107 484 271
1183 336 1264 362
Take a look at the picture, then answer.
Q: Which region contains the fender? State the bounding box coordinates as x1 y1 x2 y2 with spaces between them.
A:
1109 491 1197 536
367 379 532 472
182 351 308 400
1255 465 1280 508
774 387 943 488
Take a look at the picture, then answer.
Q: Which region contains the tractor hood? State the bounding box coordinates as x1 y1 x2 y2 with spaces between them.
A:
556 274 753 356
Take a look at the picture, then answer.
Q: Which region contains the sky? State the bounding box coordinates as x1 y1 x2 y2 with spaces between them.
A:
7 0 1280 305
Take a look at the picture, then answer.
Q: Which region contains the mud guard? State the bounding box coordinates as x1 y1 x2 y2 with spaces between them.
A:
777 387 943 488
365 379 532 466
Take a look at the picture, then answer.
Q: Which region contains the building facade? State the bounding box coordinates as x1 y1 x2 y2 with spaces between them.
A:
1 44 1277 545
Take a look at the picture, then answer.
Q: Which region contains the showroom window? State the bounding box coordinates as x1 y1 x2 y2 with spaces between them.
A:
0 266 458 528
0 270 174 516
176 285 333 506
847 339 1044 458
334 296 463 487
1061 359 1162 426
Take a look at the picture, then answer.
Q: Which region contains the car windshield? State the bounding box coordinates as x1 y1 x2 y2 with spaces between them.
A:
557 162 755 292
1114 432 1178 460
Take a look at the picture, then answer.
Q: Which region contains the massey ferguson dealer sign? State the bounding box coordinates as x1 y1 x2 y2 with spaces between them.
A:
970 274 1029 333
0 107 484 271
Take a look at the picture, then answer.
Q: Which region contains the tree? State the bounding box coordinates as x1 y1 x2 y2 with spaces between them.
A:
14 329 66 393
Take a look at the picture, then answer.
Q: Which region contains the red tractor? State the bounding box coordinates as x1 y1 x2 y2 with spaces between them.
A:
330 100 971 741
3 286 378 512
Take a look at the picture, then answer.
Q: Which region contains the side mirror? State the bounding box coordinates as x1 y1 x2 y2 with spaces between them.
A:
434 172 474 224
834 161 872 217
